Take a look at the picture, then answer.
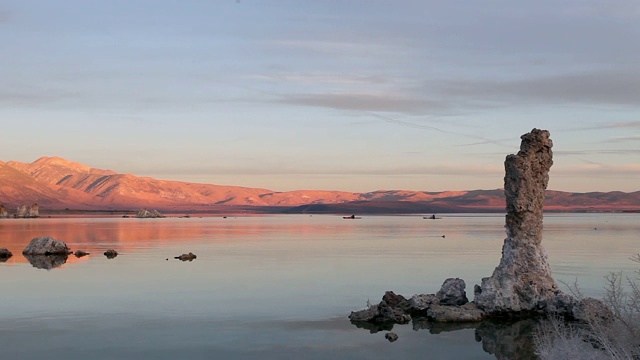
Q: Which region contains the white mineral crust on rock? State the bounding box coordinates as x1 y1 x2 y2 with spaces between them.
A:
474 129 559 314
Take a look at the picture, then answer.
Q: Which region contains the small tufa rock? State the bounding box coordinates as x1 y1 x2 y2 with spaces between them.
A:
385 332 399 342
349 305 380 322
104 249 118 259
175 252 197 261
0 247 12 258
571 298 613 323
22 236 71 255
408 294 438 314
74 250 90 258
546 295 614 323
427 302 486 322
349 291 412 325
436 278 469 306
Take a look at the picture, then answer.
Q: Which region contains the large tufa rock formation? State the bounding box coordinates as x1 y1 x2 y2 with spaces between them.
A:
474 129 559 314
15 204 39 218
349 128 607 336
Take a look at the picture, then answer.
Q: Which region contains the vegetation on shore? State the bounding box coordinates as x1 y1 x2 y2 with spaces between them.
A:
535 255 640 359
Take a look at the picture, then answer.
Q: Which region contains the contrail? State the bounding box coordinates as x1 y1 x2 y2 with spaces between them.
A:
368 112 513 148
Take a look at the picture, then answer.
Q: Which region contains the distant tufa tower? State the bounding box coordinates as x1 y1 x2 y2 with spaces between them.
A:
15 203 40 218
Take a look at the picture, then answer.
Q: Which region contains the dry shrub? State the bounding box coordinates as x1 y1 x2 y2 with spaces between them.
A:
535 254 640 360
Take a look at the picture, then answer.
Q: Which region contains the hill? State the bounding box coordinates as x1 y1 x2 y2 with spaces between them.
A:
0 156 638 214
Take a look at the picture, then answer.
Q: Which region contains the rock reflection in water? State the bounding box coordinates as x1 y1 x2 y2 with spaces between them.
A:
350 320 395 334
475 319 539 360
24 254 68 270
351 317 539 359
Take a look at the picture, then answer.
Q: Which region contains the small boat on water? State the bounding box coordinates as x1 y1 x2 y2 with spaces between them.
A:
343 215 362 219
424 215 442 220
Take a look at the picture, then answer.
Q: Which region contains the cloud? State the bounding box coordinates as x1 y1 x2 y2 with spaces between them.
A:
138 163 504 177
368 112 515 148
249 73 388 86
613 135 640 142
608 121 640 129
553 163 640 177
0 90 77 107
435 70 640 108
276 92 448 113
556 149 640 156
579 120 640 131
270 69 640 117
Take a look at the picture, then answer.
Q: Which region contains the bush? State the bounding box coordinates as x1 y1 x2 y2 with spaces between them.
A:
535 254 640 360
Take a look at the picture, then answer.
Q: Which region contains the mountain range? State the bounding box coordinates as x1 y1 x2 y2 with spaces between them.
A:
0 156 638 214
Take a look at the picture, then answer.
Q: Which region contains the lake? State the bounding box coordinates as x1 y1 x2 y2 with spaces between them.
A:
0 213 638 359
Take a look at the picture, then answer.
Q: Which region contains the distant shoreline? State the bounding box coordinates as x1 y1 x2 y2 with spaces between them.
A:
20 207 640 219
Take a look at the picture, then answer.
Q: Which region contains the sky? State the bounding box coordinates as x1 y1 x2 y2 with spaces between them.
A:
1 0 639 193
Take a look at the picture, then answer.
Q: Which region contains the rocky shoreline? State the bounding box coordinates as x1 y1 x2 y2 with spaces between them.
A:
349 129 610 339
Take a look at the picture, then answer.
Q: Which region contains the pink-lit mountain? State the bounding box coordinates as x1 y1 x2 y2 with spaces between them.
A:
1 156 638 213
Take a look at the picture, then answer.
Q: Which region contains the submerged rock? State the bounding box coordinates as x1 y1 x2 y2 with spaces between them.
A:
22 236 71 255
385 332 398 342
136 209 164 218
24 254 68 270
474 129 560 315
104 249 118 259
175 252 197 261
74 250 90 258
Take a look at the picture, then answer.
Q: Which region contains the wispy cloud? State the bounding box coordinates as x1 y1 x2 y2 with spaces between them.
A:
270 69 640 117
610 135 640 142
435 70 640 108
556 149 640 156
554 163 640 177
560 120 640 132
0 89 78 107
250 73 388 86
277 92 448 114
608 121 640 128
137 162 504 177
367 112 514 148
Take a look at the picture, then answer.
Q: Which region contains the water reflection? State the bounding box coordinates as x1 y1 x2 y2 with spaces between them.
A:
475 319 538 360
24 254 68 270
0 214 636 359
351 317 539 359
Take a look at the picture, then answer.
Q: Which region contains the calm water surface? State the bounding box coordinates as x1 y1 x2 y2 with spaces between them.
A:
0 213 638 359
